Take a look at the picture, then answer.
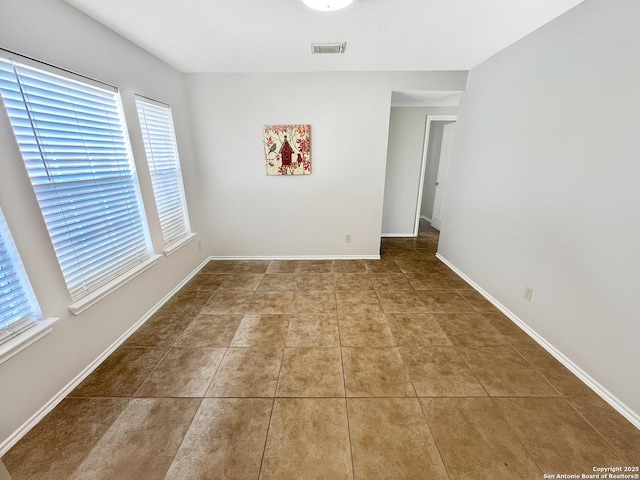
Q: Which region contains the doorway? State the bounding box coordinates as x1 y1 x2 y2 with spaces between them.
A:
415 115 456 233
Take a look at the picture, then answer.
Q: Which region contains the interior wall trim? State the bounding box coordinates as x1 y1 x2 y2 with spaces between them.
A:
381 233 416 238
0 257 211 457
436 252 640 430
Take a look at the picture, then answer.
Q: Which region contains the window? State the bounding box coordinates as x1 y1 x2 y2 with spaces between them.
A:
136 97 191 250
0 208 39 345
0 56 153 303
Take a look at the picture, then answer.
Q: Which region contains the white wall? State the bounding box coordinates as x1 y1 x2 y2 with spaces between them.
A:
421 120 455 220
381 107 457 236
185 73 466 256
439 0 640 418
0 0 208 447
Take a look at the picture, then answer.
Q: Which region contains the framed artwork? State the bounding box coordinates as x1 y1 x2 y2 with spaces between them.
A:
263 124 311 175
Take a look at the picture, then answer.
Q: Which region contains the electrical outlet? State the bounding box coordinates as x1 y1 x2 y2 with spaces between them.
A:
523 286 533 301
345 234 352 243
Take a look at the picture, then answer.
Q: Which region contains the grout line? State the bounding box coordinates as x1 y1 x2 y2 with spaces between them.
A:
486 396 546 476
338 305 357 480
415 397 454 480
258 316 289 478
257 398 277 478
161 396 204 478
564 397 635 464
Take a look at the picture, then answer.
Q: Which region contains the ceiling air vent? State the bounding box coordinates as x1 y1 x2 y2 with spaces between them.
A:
311 42 346 54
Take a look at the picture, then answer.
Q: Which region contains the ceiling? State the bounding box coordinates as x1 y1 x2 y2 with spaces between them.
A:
64 0 585 74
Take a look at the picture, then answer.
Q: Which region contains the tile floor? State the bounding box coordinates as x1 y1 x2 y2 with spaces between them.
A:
2 222 639 479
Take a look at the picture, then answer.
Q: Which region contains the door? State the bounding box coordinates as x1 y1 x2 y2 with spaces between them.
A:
430 122 456 231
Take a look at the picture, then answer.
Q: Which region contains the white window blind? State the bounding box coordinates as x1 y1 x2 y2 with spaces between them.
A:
0 57 152 301
136 97 191 248
0 208 39 345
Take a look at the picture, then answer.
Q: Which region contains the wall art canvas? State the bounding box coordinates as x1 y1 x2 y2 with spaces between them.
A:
263 124 311 175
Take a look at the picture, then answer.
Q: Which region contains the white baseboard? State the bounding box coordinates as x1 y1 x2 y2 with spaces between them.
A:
210 255 380 260
436 253 640 430
420 215 432 222
381 233 416 238
0 257 210 457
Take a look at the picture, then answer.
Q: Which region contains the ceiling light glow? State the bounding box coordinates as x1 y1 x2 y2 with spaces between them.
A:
303 0 354 12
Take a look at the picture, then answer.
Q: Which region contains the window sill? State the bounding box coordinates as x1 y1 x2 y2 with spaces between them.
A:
68 254 161 316
164 232 196 257
0 317 59 365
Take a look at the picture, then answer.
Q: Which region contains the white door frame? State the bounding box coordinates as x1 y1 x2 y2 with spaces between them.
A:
412 114 457 235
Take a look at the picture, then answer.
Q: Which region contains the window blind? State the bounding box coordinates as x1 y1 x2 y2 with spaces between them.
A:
0 209 37 345
0 57 152 301
136 98 190 248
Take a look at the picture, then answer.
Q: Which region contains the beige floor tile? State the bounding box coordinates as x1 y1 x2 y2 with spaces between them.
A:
404 272 450 290
369 273 413 291
276 347 345 397
421 290 476 313
299 260 334 274
134 348 225 397
71 348 168 397
342 347 415 397
257 273 298 291
363 259 402 273
265 260 303 274
457 289 501 313
514 343 594 396
124 312 194 347
394 259 437 274
234 260 271 273
295 290 337 313
385 313 451 346
182 272 227 292
335 290 382 314
458 346 559 396
420 397 542 480
482 312 537 345
221 273 264 291
438 270 473 289
400 347 486 396
297 273 335 291
249 290 295 313
334 273 373 290
286 313 340 346
420 231 440 242
333 260 367 273
494 397 629 473
69 398 200 480
380 238 411 249
568 396 640 463
161 290 215 316
376 290 429 313
200 289 255 313
3 398 128 480
348 398 448 480
230 314 291 347
165 398 273 479
434 312 507 346
390 251 424 262
260 398 353 480
338 312 395 347
174 313 242 347
206 347 283 397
